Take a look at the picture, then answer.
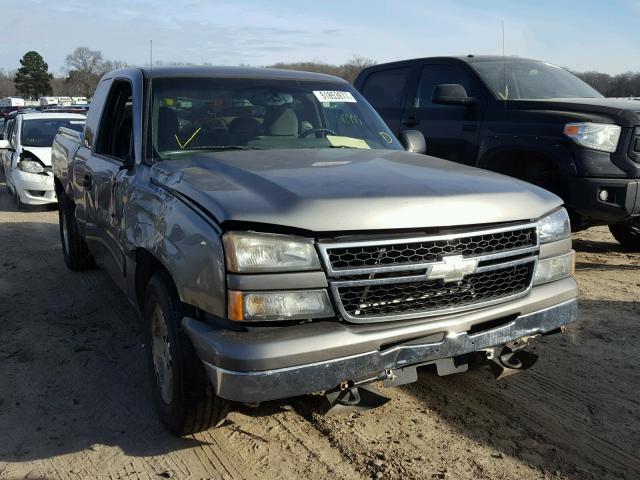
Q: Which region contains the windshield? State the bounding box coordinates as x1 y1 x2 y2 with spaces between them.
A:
472 59 603 100
151 77 403 158
21 118 85 147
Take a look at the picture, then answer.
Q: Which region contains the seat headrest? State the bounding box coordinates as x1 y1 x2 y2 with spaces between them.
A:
228 117 262 136
266 107 298 136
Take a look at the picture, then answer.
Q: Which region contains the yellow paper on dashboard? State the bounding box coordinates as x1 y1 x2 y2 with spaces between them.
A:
326 135 371 149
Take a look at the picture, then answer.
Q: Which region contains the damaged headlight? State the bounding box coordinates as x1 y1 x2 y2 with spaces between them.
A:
18 159 45 174
537 208 570 244
223 231 321 273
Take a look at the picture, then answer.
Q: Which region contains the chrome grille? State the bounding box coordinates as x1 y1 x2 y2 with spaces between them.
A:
318 224 539 323
325 227 536 273
336 263 534 318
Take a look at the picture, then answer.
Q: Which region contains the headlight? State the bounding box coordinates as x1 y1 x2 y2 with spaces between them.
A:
538 208 570 244
228 290 334 321
533 251 575 285
564 122 621 153
18 159 45 173
223 232 321 273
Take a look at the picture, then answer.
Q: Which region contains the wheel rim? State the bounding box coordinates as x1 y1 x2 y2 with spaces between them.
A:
61 208 70 254
151 305 174 404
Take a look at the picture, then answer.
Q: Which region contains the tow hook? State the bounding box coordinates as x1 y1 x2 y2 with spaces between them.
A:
489 349 539 380
323 379 391 415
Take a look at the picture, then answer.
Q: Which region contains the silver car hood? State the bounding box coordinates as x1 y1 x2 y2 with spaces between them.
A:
150 149 562 233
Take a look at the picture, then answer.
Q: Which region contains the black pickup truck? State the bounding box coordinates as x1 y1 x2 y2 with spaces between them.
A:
355 56 640 249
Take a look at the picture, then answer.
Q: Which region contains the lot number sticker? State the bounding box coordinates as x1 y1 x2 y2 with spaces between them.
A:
313 91 357 103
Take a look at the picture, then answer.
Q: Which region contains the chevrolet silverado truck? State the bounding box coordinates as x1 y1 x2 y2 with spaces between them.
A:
52 66 578 436
355 56 640 248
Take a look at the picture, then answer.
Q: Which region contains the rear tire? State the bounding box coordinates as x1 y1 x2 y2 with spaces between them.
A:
609 222 640 251
144 270 229 436
58 191 94 270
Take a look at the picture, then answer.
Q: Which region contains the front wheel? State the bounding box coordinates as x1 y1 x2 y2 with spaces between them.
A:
609 221 640 251
144 271 229 436
58 192 94 270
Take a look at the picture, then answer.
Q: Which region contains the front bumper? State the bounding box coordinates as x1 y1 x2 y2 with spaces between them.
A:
13 171 56 205
183 278 578 403
567 176 640 224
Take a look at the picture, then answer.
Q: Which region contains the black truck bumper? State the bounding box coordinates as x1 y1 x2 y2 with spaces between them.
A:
567 177 640 225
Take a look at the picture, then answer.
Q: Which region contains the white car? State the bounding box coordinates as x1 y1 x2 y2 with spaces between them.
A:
0 112 85 207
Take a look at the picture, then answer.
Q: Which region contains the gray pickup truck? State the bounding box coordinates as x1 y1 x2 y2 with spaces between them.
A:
52 67 578 436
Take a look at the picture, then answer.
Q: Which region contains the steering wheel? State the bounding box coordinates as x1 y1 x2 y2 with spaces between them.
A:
298 128 337 138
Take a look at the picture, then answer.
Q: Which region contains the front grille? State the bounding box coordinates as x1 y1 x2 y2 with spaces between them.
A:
326 227 536 272
319 224 539 322
336 262 534 318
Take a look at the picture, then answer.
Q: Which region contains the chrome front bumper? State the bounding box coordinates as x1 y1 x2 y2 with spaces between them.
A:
185 297 578 403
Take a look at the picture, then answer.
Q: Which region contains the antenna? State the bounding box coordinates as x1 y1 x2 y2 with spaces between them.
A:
149 39 154 163
502 20 507 111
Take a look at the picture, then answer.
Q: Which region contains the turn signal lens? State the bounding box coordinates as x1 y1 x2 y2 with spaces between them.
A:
227 290 334 321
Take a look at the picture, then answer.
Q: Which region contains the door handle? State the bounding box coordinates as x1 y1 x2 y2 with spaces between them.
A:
462 124 477 132
82 173 92 190
402 116 420 127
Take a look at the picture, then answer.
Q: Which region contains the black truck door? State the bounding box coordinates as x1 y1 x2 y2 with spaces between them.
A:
401 63 484 165
358 66 412 133
83 80 135 288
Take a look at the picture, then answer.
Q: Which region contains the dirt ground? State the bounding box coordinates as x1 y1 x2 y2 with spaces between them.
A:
0 177 638 480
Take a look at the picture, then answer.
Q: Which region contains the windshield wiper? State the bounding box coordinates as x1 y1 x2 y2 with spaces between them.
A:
181 145 264 151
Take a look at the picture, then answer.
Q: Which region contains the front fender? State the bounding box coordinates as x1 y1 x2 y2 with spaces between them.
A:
125 181 227 317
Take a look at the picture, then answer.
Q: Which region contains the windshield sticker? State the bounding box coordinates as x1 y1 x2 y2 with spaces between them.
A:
378 132 393 144
326 135 370 149
313 91 357 103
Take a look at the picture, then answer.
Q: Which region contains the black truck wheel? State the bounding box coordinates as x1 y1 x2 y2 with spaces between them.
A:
58 192 94 270
609 222 640 251
144 270 229 436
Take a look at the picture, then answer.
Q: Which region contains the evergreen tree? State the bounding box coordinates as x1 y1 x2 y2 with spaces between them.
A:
14 51 53 99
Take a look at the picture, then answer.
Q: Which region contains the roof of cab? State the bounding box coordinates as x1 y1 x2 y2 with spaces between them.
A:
361 55 542 70
106 66 349 83
18 112 86 121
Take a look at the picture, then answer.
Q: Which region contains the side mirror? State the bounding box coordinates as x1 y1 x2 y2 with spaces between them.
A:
0 139 9 150
399 130 427 154
432 84 476 106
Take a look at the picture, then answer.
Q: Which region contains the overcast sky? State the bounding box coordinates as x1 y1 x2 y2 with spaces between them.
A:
3 0 640 74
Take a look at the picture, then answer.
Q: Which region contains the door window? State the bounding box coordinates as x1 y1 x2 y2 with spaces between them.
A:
95 81 133 162
4 119 15 142
415 65 473 107
361 67 410 109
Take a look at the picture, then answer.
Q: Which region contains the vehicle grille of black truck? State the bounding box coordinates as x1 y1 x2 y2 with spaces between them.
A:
318 224 539 323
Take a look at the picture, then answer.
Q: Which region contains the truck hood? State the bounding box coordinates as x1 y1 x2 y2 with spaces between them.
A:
511 98 640 126
150 149 562 233
22 146 52 166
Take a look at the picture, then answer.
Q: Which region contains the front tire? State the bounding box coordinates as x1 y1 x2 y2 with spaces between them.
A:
144 271 229 436
58 192 94 270
609 222 640 251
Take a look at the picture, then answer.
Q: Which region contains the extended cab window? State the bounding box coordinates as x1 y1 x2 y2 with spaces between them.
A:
361 67 410 109
95 81 133 161
415 65 473 107
150 77 403 158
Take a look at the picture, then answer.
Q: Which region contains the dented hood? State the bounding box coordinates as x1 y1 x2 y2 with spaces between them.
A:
150 149 562 232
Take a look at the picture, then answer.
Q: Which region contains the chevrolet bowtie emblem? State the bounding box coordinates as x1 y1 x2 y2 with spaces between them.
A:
427 255 478 283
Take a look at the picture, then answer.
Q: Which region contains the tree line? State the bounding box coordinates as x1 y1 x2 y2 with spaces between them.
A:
2 48 640 99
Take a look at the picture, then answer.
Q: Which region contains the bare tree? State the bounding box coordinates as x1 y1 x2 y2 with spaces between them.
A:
0 69 17 97
64 47 104 97
270 55 376 84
